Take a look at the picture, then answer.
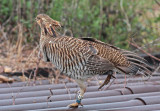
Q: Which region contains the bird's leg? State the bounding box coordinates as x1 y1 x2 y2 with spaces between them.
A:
98 74 111 89
123 73 127 88
98 71 116 89
68 79 86 108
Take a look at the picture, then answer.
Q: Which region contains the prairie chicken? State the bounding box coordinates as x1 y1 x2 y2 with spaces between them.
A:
35 14 153 108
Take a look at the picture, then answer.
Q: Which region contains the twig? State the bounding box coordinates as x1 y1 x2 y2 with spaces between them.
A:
128 40 160 62
27 70 34 86
7 83 15 105
153 64 160 74
132 37 160 53
155 0 160 7
99 0 103 39
120 0 131 31
95 76 101 86
7 82 24 105
49 88 53 95
33 57 40 85
27 45 39 62
47 88 54 107
47 88 53 102
32 47 41 85
124 74 127 88
63 81 71 100
2 0 17 27
12 88 23 105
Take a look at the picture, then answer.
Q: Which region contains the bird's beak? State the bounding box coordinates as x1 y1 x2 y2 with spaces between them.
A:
35 17 37 21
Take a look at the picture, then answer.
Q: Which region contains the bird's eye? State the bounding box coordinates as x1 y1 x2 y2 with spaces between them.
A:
36 17 40 20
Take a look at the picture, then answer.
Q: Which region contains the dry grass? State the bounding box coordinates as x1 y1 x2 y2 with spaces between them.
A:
0 28 61 83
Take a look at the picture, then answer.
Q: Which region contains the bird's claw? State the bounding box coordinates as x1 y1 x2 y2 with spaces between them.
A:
68 102 83 108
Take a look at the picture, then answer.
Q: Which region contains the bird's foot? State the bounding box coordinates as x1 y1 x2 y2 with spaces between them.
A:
68 86 84 108
68 102 83 108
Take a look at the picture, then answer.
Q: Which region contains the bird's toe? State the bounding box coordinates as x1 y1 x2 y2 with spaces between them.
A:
68 102 83 108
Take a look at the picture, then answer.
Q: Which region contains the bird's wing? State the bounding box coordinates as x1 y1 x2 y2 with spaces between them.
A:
79 37 153 76
86 54 114 73
79 37 127 66
81 42 114 73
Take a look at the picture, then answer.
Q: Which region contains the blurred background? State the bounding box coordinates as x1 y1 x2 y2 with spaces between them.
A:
0 0 160 83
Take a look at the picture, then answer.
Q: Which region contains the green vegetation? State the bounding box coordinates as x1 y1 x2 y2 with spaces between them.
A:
0 0 160 52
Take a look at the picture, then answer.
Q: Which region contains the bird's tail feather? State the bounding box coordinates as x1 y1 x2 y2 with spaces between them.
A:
116 50 154 76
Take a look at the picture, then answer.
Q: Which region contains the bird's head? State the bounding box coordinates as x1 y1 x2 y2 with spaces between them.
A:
35 14 61 37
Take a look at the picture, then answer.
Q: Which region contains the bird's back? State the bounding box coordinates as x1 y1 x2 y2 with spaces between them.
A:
80 38 130 66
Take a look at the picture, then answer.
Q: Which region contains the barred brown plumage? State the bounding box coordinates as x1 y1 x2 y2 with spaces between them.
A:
42 36 114 80
35 14 153 108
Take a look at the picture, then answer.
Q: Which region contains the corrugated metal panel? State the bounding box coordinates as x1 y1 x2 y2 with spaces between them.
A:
0 74 160 111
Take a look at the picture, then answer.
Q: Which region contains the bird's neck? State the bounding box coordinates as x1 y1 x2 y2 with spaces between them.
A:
40 27 59 47
40 29 50 45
